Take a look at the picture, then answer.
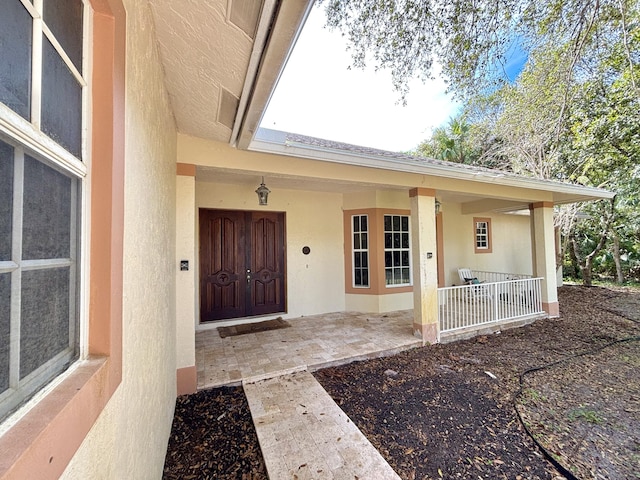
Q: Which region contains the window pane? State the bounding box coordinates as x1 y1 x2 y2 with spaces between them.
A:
353 216 359 233
401 233 408 249
401 216 408 231
402 251 409 266
0 1 32 119
361 233 367 249
393 216 400 231
22 155 72 260
362 270 368 286
360 215 367 231
385 269 392 284
354 269 361 286
385 251 392 268
384 215 391 231
43 0 84 73
353 233 360 249
384 233 392 249
393 251 400 267
361 252 368 268
0 141 14 261
20 267 71 379
402 268 410 284
354 252 361 268
41 38 82 158
393 233 400 248
0 273 10 394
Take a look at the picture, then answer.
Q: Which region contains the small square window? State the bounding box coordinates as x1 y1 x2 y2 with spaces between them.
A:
474 218 492 254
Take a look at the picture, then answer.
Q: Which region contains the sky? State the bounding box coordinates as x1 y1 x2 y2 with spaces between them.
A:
260 5 462 153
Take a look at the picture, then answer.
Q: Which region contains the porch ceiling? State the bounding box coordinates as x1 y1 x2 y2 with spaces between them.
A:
196 166 533 210
148 0 312 146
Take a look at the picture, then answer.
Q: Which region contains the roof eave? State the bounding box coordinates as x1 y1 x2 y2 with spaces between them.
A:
249 132 615 204
233 1 314 150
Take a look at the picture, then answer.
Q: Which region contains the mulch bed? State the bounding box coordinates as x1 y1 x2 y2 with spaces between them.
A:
163 386 267 479
163 285 640 480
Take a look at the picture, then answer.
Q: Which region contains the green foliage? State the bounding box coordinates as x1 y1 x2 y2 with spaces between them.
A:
320 0 634 103
322 0 640 284
567 407 604 425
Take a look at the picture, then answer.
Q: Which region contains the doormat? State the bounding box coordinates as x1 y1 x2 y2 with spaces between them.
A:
217 317 290 338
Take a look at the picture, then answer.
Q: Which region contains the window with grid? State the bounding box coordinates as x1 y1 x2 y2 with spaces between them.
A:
0 0 86 423
474 218 491 252
384 215 411 286
352 215 369 287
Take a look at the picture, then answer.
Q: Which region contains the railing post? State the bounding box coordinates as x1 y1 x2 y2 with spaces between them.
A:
492 282 498 323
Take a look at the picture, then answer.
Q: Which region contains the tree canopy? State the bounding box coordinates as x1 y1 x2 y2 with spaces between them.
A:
321 0 640 284
321 0 638 103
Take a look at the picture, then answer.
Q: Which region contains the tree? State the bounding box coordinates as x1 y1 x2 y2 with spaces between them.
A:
320 0 638 103
413 116 476 163
323 0 639 284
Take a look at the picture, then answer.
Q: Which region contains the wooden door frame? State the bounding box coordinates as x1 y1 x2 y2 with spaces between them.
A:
198 208 287 322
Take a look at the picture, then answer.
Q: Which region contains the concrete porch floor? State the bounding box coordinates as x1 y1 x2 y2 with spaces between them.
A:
194 310 421 478
195 309 422 389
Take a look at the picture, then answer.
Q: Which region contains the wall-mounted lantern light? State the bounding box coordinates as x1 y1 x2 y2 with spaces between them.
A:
255 176 270 206
435 198 441 215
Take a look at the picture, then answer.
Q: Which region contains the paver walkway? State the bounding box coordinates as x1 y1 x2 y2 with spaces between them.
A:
244 370 401 480
196 310 422 479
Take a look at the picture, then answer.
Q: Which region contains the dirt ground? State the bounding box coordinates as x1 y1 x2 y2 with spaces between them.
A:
163 285 640 479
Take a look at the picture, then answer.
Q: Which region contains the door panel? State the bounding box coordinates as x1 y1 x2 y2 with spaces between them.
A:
250 212 285 316
199 209 286 322
199 210 246 321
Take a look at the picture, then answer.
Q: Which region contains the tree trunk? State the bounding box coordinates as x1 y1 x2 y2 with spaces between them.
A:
570 230 608 287
612 233 624 283
568 234 581 280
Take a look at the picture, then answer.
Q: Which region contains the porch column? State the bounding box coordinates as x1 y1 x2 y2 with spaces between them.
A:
409 188 439 344
530 202 559 317
176 163 197 395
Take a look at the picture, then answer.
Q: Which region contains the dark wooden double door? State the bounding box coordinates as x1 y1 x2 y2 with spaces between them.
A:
199 209 286 322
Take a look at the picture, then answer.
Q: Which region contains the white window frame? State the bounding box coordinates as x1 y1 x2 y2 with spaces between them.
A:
351 214 369 288
0 0 91 424
474 218 492 253
383 214 412 287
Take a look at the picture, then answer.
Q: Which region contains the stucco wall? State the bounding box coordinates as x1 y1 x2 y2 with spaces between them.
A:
441 203 533 286
195 182 346 322
176 175 196 371
61 1 177 478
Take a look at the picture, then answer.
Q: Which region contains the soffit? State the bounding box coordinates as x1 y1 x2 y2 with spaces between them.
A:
148 0 311 145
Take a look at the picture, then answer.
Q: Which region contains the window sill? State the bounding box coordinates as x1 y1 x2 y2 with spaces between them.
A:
0 356 117 480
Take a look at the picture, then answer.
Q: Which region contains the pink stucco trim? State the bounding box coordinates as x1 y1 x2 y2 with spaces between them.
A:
543 301 560 318
176 163 196 177
0 2 126 478
413 322 438 345
176 366 197 396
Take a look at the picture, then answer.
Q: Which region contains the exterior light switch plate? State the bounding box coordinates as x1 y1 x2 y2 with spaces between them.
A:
426 252 433 259
180 260 189 271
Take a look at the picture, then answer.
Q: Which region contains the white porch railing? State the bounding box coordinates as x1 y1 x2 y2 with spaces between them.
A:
438 277 545 334
468 270 532 283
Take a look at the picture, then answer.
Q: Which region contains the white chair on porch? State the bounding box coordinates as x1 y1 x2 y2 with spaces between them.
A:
458 268 492 300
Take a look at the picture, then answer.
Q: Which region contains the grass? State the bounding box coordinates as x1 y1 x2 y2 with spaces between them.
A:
567 406 604 425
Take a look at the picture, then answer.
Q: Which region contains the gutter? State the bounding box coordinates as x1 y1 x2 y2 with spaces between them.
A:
249 135 615 203
230 1 315 149
229 0 280 147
